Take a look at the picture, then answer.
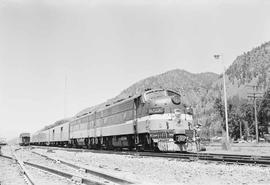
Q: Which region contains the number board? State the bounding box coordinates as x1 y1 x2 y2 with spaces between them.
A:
149 130 174 139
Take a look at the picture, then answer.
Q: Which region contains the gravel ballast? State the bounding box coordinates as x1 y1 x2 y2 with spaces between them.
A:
34 148 270 185
0 157 27 185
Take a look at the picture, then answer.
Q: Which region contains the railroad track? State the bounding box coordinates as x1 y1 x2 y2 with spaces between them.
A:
31 150 133 185
32 145 270 167
138 152 270 166
14 147 133 185
0 149 35 185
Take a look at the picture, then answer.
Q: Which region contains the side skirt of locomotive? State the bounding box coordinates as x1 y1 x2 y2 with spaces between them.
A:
69 131 196 152
70 133 157 151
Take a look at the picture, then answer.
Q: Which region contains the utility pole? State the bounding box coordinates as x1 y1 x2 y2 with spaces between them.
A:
254 98 258 142
214 54 229 144
239 121 242 139
247 85 263 143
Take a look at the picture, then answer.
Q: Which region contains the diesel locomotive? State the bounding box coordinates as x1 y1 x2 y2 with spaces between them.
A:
30 89 200 152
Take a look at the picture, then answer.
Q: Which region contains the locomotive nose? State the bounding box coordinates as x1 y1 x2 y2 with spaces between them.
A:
148 96 171 107
147 97 171 114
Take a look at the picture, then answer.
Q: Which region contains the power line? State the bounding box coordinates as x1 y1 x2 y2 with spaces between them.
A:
246 85 264 92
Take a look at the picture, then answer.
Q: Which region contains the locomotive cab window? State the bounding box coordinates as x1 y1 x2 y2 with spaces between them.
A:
144 90 165 101
167 90 180 98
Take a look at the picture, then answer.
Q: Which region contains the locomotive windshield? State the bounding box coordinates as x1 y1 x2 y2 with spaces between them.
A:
144 90 166 100
166 90 180 98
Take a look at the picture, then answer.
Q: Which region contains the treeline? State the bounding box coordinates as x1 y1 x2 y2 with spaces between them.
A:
203 88 270 140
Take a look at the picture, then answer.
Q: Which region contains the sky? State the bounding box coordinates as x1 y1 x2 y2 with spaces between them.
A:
1 0 270 140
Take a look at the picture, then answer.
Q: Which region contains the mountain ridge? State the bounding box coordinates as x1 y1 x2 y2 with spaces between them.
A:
76 69 219 117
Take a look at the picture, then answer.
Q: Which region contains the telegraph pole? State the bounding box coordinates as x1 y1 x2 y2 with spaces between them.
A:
247 85 263 143
239 121 242 139
254 98 258 142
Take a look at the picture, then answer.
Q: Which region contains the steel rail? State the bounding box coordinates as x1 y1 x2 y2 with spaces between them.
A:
13 151 36 185
23 161 105 185
0 154 14 160
12 147 109 185
138 152 270 166
1 152 36 185
31 151 133 185
34 145 270 159
31 145 270 166
206 144 270 148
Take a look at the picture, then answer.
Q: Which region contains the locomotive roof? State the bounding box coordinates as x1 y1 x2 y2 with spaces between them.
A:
74 88 180 118
74 94 141 119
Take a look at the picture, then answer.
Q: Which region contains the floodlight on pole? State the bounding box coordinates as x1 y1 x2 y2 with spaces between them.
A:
214 54 230 144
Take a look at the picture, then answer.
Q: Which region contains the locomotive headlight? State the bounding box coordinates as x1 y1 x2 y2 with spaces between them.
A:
171 95 181 105
174 109 181 118
149 107 165 114
186 107 193 115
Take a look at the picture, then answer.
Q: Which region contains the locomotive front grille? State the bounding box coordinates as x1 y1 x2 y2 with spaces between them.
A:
174 135 187 143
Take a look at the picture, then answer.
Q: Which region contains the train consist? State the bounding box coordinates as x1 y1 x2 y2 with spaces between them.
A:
30 89 201 152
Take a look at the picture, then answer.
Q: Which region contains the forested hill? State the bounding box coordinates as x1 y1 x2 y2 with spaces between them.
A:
227 41 270 87
76 70 219 117
117 41 270 105
115 69 219 105
215 41 270 99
